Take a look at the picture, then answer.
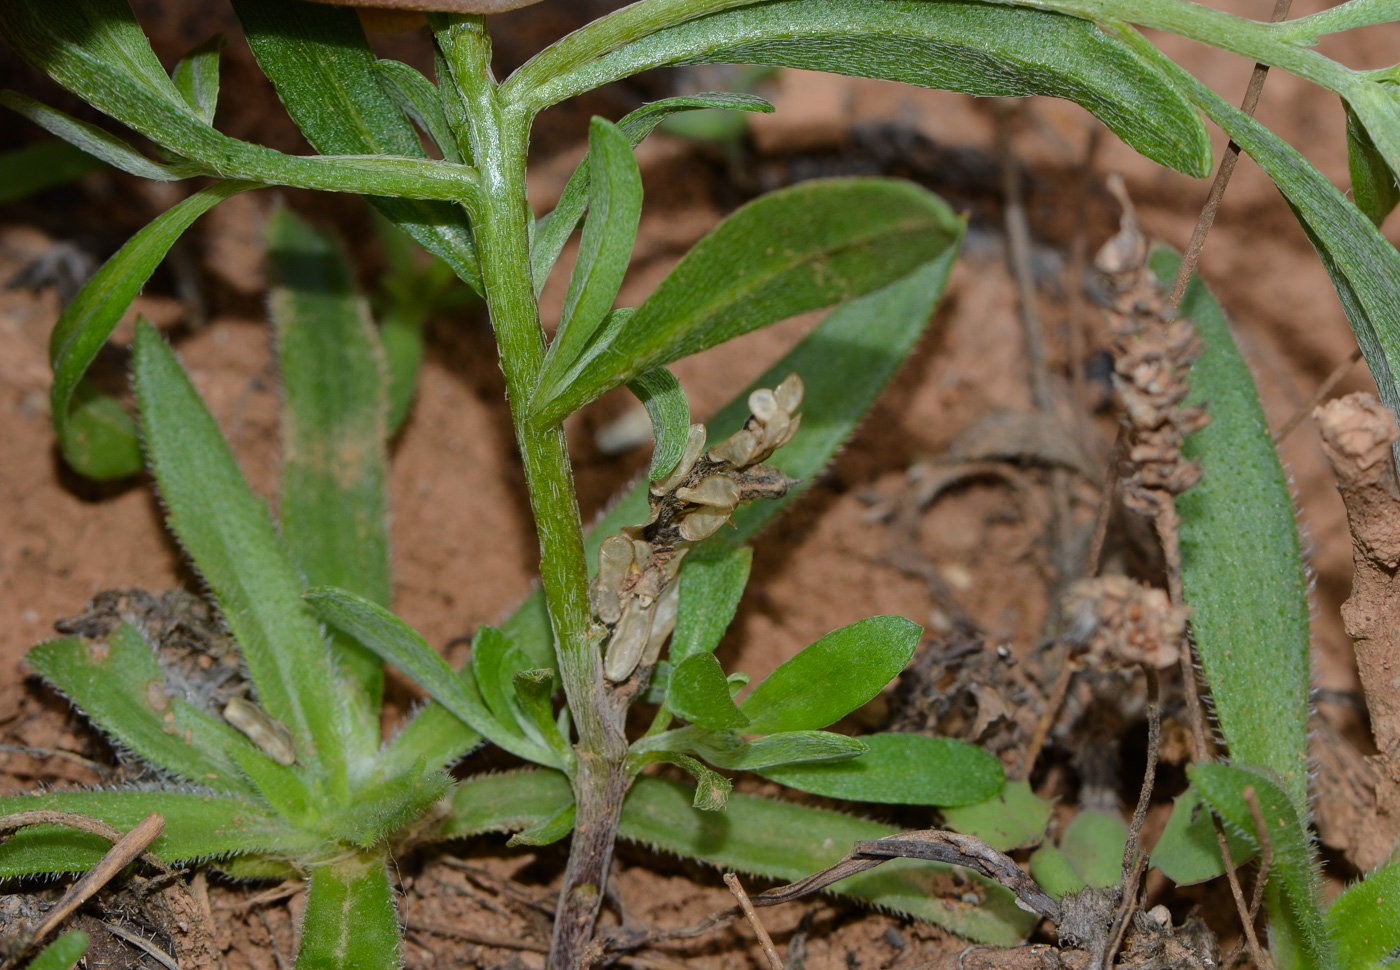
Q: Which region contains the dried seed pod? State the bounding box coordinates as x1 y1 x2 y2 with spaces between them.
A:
748 388 780 423
774 374 804 414
652 423 708 495
641 579 682 672
594 534 635 625
709 427 760 466
224 696 297 765
604 597 657 682
678 508 733 542
676 474 741 510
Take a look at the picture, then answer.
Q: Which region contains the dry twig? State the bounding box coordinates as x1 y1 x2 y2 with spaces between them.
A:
725 873 784 970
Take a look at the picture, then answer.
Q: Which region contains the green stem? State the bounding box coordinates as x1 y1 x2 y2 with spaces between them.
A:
434 17 629 968
500 0 1357 113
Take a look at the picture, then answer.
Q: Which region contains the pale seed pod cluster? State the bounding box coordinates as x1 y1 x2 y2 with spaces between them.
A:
1096 177 1209 518
595 375 804 682
1063 574 1189 671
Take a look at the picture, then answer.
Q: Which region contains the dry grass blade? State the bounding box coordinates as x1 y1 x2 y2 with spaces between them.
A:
725 873 784 970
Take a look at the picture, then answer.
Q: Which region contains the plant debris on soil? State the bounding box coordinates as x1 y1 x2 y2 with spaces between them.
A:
4 2 1400 968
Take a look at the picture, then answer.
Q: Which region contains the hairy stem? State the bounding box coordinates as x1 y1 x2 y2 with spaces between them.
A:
434 17 628 968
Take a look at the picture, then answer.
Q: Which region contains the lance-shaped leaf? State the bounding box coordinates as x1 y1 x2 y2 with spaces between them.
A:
0 139 103 204
47 180 255 479
1148 248 1312 814
230 0 483 291
471 625 530 740
1120 29 1400 469
1346 101 1400 227
740 615 920 733
1150 787 1256 885
171 34 224 124
941 780 1052 852
0 92 200 181
1344 79 1400 214
508 0 1211 179
532 92 773 290
1328 861 1400 970
626 366 692 481
28 626 258 797
392 256 956 773
304 586 555 767
297 856 401 970
1191 763 1335 970
321 766 452 849
1029 810 1127 898
372 59 463 164
688 728 867 771
0 790 307 877
269 208 390 741
132 322 348 780
671 536 752 665
758 734 1003 807
531 178 962 423
540 116 643 391
28 932 88 970
666 652 749 730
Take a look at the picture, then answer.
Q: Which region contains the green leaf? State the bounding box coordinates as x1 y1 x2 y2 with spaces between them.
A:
740 615 920 733
690 728 867 771
1120 30 1400 470
631 752 733 810
0 139 103 204
510 0 1211 179
372 59 463 164
757 733 1003 807
626 366 692 482
1148 248 1311 814
0 790 306 877
941 779 1052 852
27 627 257 796
1191 763 1335 970
513 669 574 769
269 207 391 740
322 765 452 849
1346 101 1400 227
1328 861 1400 970
1053 810 1127 889
531 92 773 291
437 769 574 840
27 931 88 970
228 741 316 826
171 34 225 125
471 625 529 740
507 801 577 847
531 178 963 423
231 0 482 292
49 180 254 479
0 91 198 181
666 653 749 730
304 586 555 767
671 537 752 665
1028 846 1086 900
296 856 401 970
620 776 1035 946
1150 787 1256 886
1344 80 1400 216
132 322 349 783
540 116 643 389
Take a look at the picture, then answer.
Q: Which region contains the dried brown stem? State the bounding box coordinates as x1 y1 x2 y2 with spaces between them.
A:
1121 666 1161 878
1214 817 1270 970
1083 428 1126 580
1243 786 1273 928
1164 0 1294 312
725 873 784 970
1019 659 1074 781
1273 347 1363 444
1100 851 1148 970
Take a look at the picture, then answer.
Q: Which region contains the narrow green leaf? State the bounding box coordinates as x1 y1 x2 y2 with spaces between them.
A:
620 777 1036 945
1191 763 1335 970
691 728 866 771
0 139 103 204
304 586 554 767
1327 861 1400 970
540 116 642 387
667 653 749 730
671 537 752 665
132 322 348 780
0 790 305 877
531 92 773 291
532 179 963 423
757 733 1003 807
941 780 1052 852
322 766 452 849
631 752 733 810
437 769 574 840
0 91 197 181
740 615 920 733
471 626 529 740
171 34 225 124
372 59 463 163
1344 80 1400 213
512 668 573 768
1149 248 1311 814
507 801 577 846
511 0 1211 179
49 180 254 479
1121 29 1400 468
228 741 316 826
1028 847 1086 900
269 207 390 740
626 366 692 482
27 931 88 970
1346 101 1400 227
1150 787 1256 885
231 0 483 292
27 627 256 796
296 856 401 970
